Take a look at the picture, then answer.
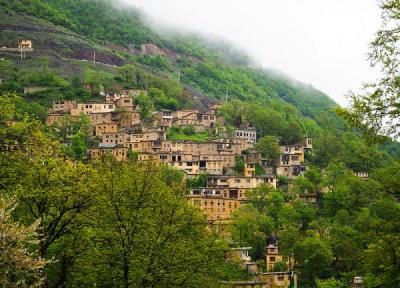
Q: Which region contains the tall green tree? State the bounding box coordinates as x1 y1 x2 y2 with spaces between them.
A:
254 136 281 161
0 196 47 288
341 0 400 139
85 157 226 288
229 205 274 260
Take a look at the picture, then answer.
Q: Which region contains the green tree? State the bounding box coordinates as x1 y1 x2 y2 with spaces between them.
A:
0 196 47 288
229 205 274 260
70 131 87 160
294 237 333 286
118 64 136 88
135 91 153 119
341 0 400 139
246 183 277 214
316 278 346 288
219 100 246 127
234 156 245 176
254 136 280 161
88 158 226 287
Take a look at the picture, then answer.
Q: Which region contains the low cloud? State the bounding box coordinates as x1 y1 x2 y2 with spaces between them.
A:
118 0 382 106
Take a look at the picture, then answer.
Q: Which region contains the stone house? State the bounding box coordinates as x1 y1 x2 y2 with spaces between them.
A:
105 93 122 102
101 132 128 145
265 237 291 272
88 144 128 161
152 110 173 127
145 152 224 176
234 128 257 146
70 102 116 116
187 194 242 221
90 112 113 125
276 139 313 179
244 162 256 177
206 175 277 190
258 272 298 288
112 111 141 127
18 40 32 49
94 123 118 137
187 175 277 221
49 100 76 113
115 96 134 111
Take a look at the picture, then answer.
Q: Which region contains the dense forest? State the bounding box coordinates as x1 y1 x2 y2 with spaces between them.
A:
1 0 400 287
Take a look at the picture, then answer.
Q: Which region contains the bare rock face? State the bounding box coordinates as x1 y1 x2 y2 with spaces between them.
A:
140 43 164 56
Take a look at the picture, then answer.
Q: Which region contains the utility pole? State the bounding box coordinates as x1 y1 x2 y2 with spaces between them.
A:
93 51 96 66
177 68 180 85
225 88 228 102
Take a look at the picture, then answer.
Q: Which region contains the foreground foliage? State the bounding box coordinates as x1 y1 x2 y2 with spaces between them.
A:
229 164 400 287
0 93 228 287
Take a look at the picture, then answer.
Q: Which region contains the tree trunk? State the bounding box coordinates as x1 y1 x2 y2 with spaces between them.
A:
123 252 129 288
54 254 72 288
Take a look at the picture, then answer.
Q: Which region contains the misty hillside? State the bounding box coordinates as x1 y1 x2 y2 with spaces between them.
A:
0 0 338 121
4 2 400 287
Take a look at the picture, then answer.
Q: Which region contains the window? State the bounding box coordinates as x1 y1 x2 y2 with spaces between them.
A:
270 257 276 262
277 276 285 281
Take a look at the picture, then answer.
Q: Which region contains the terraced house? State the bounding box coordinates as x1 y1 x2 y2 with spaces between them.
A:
46 90 313 222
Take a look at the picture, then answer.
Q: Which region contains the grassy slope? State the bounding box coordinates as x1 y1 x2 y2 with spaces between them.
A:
0 0 339 132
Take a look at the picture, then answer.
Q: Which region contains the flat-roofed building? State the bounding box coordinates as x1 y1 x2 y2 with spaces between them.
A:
187 195 242 221
88 144 128 161
234 128 257 145
18 40 32 49
90 112 113 125
70 102 116 116
94 123 118 137
49 100 76 113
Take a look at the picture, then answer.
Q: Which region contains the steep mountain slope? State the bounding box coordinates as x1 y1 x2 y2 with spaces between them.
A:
0 0 337 120
5 0 394 168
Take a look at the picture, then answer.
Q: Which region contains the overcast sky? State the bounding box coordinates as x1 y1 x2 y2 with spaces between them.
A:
120 0 382 106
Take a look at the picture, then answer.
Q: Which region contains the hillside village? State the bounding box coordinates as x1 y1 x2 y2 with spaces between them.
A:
46 89 315 221
0 0 398 284
0 36 380 287
45 89 317 287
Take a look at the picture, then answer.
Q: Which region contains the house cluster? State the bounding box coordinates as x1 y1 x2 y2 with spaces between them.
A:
223 237 297 288
46 90 313 222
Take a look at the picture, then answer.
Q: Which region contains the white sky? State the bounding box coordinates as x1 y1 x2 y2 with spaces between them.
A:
121 0 382 106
